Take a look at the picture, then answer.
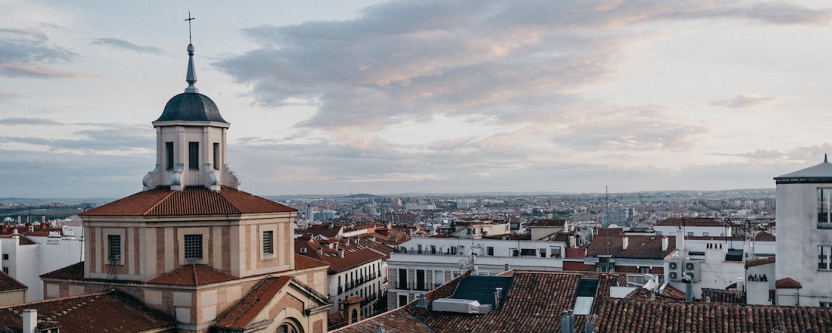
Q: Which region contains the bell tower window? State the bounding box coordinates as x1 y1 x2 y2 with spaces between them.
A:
213 142 219 170
188 142 199 170
166 142 174 170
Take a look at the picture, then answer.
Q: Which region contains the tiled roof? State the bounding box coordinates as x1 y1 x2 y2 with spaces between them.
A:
528 219 566 227
213 276 293 329
80 186 295 216
625 288 684 302
146 264 239 286
331 307 431 333
0 290 175 333
340 296 364 305
656 218 725 227
586 230 675 259
303 224 342 239
406 271 622 333
775 277 802 289
40 262 84 280
594 297 832 333
294 254 329 270
0 272 26 292
745 257 775 268
296 239 385 273
700 288 746 304
755 231 776 242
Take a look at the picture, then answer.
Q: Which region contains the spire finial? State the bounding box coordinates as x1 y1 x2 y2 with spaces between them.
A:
184 12 198 93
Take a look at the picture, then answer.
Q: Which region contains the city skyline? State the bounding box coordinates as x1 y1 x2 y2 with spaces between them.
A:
3 1 832 198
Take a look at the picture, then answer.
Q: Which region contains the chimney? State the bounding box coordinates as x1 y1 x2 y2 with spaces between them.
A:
560 309 575 333
375 323 386 333
328 222 334 229
494 287 503 310
316 247 323 255
338 248 345 258
353 237 359 245
622 236 628 249
22 309 36 333
585 314 597 333
661 236 668 251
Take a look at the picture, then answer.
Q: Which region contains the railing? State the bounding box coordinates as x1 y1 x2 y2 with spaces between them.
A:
338 286 343 294
819 222 832 229
433 283 443 288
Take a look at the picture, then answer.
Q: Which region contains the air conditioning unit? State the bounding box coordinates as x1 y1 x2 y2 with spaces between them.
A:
683 261 701 282
668 260 682 281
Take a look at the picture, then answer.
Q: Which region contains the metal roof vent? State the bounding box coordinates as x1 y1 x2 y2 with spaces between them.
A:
416 294 430 308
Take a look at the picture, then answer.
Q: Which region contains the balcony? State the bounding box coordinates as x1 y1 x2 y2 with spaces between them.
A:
338 286 343 294
820 222 832 229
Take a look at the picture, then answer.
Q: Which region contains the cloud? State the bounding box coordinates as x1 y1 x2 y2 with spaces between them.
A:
0 117 62 126
0 29 93 78
0 93 18 103
91 38 167 55
216 1 825 136
712 94 782 109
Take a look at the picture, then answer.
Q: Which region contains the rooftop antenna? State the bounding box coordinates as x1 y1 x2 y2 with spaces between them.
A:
605 185 609 257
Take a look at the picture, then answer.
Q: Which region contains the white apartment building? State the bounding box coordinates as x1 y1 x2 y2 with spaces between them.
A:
1 230 84 301
386 236 565 310
774 157 832 306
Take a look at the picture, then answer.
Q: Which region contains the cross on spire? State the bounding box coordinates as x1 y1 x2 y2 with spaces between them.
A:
185 11 195 44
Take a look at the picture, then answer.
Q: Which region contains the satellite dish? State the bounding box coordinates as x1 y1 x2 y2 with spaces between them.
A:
457 259 468 270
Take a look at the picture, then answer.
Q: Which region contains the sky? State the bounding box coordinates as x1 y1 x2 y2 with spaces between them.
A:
2 0 832 198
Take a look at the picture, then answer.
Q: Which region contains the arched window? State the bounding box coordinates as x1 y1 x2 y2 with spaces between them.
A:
351 309 359 324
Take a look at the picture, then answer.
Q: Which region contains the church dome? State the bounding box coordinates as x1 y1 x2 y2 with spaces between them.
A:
156 93 227 123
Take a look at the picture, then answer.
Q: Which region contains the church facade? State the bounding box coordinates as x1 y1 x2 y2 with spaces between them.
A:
40 43 332 333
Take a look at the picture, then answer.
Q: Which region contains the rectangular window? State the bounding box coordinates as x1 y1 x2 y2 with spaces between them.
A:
487 247 494 256
263 231 274 254
687 232 694 236
398 268 408 289
539 248 547 257
108 235 121 263
639 267 650 274
213 143 219 170
551 246 562 258
188 142 199 170
1 267 7 274
2 254 7 260
416 269 425 290
166 142 174 170
820 245 832 270
184 234 203 259
820 189 832 228
398 294 408 307
821 302 832 307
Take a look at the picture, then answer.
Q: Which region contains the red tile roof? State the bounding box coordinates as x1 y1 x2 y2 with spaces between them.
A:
294 254 329 270
331 307 431 333
700 288 746 304
40 262 84 280
213 276 293 329
755 231 776 242
296 239 385 273
80 186 296 216
146 264 239 286
745 257 775 268
0 272 26 292
775 277 802 289
586 230 675 259
340 296 364 305
594 298 832 333
528 219 567 227
0 290 175 333
656 217 726 227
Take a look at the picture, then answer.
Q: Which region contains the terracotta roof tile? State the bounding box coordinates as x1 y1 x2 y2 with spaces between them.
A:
0 272 26 292
340 296 364 305
775 277 802 289
331 307 431 333
80 186 295 216
40 262 84 280
0 290 175 333
755 231 776 242
213 276 293 329
745 257 775 268
146 264 239 286
586 230 675 259
528 218 567 227
656 217 726 227
700 288 746 304
296 239 385 273
294 254 329 270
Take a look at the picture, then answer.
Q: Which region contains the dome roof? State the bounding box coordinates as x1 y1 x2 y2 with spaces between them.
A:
156 93 227 123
